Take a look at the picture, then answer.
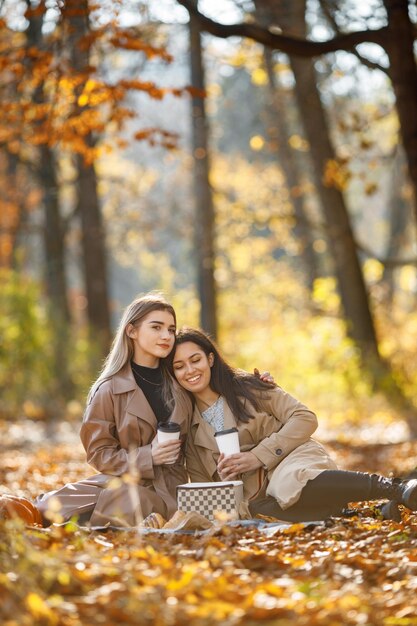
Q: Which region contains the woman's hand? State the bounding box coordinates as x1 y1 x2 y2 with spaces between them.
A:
254 368 275 384
151 439 182 465
217 452 262 481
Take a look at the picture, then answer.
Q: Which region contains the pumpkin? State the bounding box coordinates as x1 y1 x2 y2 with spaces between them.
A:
0 494 43 526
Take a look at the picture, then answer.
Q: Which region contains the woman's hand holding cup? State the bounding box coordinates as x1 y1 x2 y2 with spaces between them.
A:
217 451 263 481
152 422 182 465
152 439 182 465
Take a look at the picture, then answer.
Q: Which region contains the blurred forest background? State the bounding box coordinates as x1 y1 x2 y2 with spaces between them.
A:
1 0 417 442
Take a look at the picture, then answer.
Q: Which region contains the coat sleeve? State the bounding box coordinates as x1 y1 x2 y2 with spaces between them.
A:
80 382 155 479
249 387 318 471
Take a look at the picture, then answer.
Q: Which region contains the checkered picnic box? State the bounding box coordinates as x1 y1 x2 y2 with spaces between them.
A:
176 481 244 521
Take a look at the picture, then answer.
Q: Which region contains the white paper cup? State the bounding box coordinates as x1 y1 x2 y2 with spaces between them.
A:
214 427 240 456
157 422 181 443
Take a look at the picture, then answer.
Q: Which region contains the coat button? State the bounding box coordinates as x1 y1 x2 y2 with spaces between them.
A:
275 448 283 456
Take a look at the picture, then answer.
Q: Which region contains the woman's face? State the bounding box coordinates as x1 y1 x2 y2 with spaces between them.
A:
172 341 214 394
128 309 176 366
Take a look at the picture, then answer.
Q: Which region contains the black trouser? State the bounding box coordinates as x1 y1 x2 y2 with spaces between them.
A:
249 470 383 522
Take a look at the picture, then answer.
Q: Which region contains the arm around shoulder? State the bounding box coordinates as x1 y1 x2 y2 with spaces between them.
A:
250 386 318 471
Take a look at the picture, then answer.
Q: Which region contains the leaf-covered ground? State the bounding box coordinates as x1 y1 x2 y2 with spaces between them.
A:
1 419 417 626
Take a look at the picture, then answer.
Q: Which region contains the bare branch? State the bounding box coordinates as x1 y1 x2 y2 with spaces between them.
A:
176 0 389 56
318 0 389 74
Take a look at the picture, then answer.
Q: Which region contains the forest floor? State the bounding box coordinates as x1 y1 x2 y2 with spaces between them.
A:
1 419 417 626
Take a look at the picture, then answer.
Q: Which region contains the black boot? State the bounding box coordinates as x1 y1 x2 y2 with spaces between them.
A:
370 476 417 510
376 500 402 522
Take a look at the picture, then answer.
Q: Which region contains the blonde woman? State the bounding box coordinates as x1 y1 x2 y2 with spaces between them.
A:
34 293 190 527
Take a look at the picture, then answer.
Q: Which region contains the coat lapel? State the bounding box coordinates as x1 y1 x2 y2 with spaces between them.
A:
192 407 219 453
125 387 157 428
223 401 237 431
113 365 157 429
191 400 240 478
192 399 237 450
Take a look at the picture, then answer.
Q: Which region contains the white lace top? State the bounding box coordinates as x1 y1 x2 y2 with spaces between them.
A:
201 396 224 432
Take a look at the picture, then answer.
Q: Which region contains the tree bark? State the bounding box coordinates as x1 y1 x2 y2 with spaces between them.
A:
26 3 70 325
177 0 417 226
0 152 22 269
263 48 319 290
64 0 112 354
40 145 70 326
25 1 73 403
189 1 217 338
255 0 381 360
76 149 112 353
382 148 412 304
384 0 417 224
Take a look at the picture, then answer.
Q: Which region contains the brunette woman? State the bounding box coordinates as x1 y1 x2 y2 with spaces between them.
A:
169 328 417 522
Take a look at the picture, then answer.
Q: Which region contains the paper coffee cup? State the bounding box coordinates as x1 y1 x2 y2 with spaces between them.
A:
214 427 240 456
157 422 181 443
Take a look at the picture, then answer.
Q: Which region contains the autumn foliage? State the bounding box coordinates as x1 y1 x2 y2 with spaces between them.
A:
0 5 186 160
0 1 194 268
1 422 417 626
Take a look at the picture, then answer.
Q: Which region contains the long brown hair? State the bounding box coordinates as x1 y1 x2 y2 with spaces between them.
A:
168 327 275 423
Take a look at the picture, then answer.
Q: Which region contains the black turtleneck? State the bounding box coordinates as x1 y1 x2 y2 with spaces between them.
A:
130 361 171 423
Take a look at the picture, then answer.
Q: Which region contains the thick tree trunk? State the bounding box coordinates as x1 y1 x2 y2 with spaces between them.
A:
189 2 217 338
256 0 417 435
263 48 319 290
65 0 111 354
255 0 380 361
384 0 417 224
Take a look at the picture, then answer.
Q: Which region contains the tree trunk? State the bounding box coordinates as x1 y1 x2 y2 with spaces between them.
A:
76 150 112 353
26 2 73 404
40 145 70 326
384 0 417 224
382 148 411 304
0 152 21 269
263 48 319 290
189 1 218 338
255 0 381 361
65 0 112 354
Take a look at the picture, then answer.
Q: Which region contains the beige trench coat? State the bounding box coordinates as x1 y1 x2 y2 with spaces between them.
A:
36 365 190 527
185 386 337 517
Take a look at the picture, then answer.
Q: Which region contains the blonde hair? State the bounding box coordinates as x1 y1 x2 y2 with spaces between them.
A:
87 293 176 403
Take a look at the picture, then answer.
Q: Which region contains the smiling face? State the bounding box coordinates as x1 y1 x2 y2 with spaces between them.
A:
172 341 214 397
127 309 176 367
